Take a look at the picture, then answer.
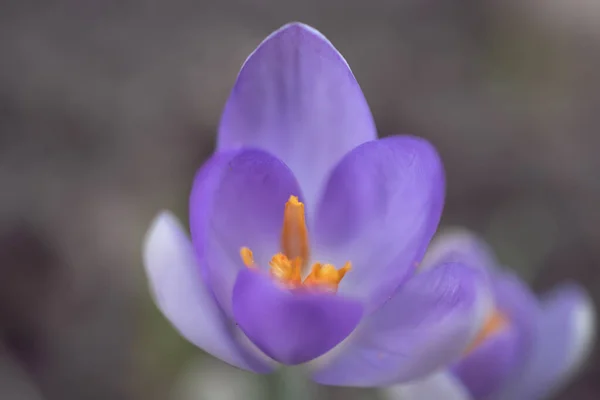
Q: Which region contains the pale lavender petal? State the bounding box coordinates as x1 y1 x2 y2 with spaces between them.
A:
143 212 272 373
190 149 303 316
218 23 376 206
452 325 521 398
313 136 445 312
383 372 472 400
421 229 498 272
232 269 363 365
312 263 489 387
498 284 595 400
491 271 538 371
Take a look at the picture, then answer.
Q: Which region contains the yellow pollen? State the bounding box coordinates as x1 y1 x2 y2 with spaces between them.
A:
464 310 508 354
240 247 256 268
303 262 352 292
269 253 302 288
239 196 351 292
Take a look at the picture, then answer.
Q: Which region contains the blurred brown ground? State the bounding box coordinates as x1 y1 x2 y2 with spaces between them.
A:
0 1 599 399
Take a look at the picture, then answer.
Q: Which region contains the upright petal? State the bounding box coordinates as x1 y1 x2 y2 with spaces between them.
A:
218 23 376 206
421 229 498 272
497 284 595 400
232 269 363 365
312 263 489 387
190 149 303 316
383 372 472 400
143 212 272 373
313 136 445 312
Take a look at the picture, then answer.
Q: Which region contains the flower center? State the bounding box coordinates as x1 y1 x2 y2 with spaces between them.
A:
464 309 509 354
240 195 351 292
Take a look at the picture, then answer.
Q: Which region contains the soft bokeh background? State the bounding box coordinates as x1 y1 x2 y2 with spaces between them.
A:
1 1 599 399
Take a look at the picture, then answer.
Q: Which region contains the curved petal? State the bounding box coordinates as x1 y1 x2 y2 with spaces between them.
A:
421 229 498 272
218 22 376 206
497 284 595 400
142 212 272 373
190 148 303 316
232 269 363 365
313 136 445 312
383 372 472 400
451 325 521 398
491 271 538 367
312 262 490 387
189 149 240 281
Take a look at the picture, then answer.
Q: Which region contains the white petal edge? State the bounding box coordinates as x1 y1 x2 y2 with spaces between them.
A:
562 291 596 385
143 211 273 372
382 372 473 400
240 22 352 78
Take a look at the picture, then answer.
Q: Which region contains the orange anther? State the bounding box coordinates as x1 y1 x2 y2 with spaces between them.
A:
269 253 302 287
281 196 309 266
303 262 352 292
240 247 256 268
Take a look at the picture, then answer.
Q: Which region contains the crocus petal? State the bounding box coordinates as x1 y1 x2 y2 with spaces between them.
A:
232 269 363 365
383 372 472 400
313 136 445 312
190 149 303 316
421 229 498 272
218 22 376 206
312 263 489 387
452 325 521 398
498 284 595 400
189 149 240 281
143 212 272 373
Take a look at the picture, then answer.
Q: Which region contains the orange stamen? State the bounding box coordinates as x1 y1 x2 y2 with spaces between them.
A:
281 196 310 266
240 247 256 268
465 310 508 354
303 262 352 292
239 196 351 292
269 253 302 288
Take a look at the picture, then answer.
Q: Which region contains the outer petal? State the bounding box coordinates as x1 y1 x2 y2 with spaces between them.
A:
232 269 363 365
313 136 445 312
497 284 595 400
142 212 272 372
312 263 489 387
218 23 376 206
383 372 472 400
190 149 303 316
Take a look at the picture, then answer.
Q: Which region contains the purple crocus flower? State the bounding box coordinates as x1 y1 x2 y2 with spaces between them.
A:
385 230 596 400
142 23 490 386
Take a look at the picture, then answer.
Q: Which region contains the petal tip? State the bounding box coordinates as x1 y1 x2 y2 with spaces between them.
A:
143 210 187 271
570 288 596 370
244 22 350 72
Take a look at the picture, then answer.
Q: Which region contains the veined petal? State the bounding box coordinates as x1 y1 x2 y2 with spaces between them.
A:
143 212 272 373
218 22 376 207
312 263 489 387
190 149 303 317
383 372 472 400
498 284 595 400
313 136 445 312
232 269 363 365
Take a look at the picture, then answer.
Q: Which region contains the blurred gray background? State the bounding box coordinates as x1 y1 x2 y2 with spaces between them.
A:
0 0 599 399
